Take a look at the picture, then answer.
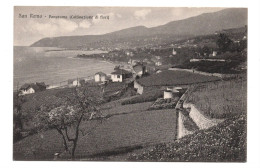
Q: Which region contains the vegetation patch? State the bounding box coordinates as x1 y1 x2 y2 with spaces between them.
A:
175 57 246 74
180 110 200 132
137 70 220 87
128 114 246 162
13 109 177 160
186 78 246 119
148 98 179 110
121 89 163 105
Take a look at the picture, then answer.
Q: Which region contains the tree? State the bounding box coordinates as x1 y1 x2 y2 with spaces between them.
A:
201 46 210 56
216 33 233 53
35 86 105 160
238 39 247 52
13 93 27 142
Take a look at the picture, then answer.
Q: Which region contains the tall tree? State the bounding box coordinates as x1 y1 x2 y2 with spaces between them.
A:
216 33 233 53
35 86 104 160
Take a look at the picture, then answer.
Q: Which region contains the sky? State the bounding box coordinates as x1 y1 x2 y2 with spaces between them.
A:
14 7 225 46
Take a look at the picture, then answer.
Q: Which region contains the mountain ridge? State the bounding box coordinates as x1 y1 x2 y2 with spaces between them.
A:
31 8 247 48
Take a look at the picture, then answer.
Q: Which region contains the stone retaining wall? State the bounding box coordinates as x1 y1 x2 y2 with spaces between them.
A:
183 103 224 129
176 86 224 139
169 67 223 78
177 111 194 139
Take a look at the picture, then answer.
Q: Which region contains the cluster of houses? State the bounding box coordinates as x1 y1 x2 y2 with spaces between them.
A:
94 62 146 84
18 61 148 95
18 60 188 105
93 62 185 101
18 47 199 97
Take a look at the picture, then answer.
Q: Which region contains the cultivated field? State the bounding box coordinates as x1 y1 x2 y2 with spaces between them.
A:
137 70 220 87
102 102 152 116
13 104 177 160
186 77 247 118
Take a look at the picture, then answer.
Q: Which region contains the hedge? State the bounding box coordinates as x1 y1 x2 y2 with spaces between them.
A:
121 90 163 105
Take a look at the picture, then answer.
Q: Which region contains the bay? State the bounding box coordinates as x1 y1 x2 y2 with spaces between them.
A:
13 46 115 89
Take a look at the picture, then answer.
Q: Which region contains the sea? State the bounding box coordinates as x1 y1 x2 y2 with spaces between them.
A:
13 46 116 89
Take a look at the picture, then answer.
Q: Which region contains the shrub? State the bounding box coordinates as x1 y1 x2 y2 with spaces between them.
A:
121 90 163 105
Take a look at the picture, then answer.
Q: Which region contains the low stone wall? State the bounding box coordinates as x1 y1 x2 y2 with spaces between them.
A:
183 103 224 129
169 67 223 78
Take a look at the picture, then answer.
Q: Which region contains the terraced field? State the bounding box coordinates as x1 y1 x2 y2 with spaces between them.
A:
13 104 177 160
137 70 220 87
102 102 152 116
186 77 247 118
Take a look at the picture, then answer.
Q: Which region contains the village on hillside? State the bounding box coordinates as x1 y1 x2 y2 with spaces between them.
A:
13 7 247 162
18 26 247 97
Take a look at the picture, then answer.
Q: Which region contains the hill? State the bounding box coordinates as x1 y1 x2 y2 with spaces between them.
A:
31 8 247 49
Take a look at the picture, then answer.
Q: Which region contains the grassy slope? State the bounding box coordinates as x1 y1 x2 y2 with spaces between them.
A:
186 77 247 118
14 74 246 161
14 103 177 160
127 77 247 162
128 114 246 162
137 70 220 87
121 89 163 105
19 84 122 131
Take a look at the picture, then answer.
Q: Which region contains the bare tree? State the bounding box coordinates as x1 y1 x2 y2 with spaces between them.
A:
35 85 105 160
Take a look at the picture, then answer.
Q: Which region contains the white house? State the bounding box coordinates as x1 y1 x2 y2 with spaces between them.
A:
68 79 81 87
172 48 177 55
19 82 46 95
151 56 163 66
20 87 35 95
212 51 217 57
111 69 132 82
133 63 146 77
155 61 162 66
94 72 107 82
134 80 144 94
128 59 141 65
72 80 80 86
163 87 182 99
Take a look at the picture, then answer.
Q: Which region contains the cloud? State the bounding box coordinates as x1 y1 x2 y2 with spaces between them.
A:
22 19 92 37
134 9 151 20
79 20 91 28
25 21 58 36
25 19 76 36
56 19 78 33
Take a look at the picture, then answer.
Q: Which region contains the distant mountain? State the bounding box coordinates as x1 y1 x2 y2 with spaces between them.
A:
153 8 247 34
31 8 247 48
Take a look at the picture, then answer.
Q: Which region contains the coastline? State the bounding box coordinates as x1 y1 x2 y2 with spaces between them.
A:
14 56 128 91
14 47 117 90
76 55 129 67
